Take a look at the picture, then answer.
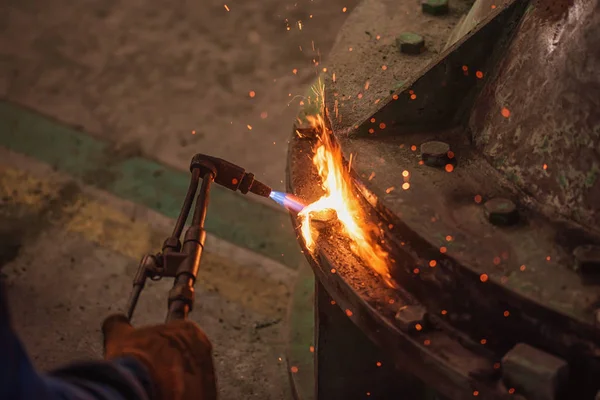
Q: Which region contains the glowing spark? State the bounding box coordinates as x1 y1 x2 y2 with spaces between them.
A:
224 4 230 11
247 124 253 130
364 81 370 90
342 7 347 12
260 112 268 119
249 90 256 98
376 35 381 40
332 73 336 82
290 366 299 373
402 182 410 190
292 68 298 75
501 107 511 118
402 170 409 177
480 274 489 282
191 130 196 135
476 71 484 79
386 187 394 194
298 21 303 30
298 80 391 285
381 65 388 71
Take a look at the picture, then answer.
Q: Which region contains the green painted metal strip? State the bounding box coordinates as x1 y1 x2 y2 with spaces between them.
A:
0 101 302 268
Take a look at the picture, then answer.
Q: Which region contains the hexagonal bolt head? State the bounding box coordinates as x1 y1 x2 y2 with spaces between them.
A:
396 32 426 55
394 304 426 332
420 141 451 167
422 0 450 16
573 244 600 274
484 198 519 226
502 343 569 400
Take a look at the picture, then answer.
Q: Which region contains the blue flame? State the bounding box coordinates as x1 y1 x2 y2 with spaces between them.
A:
269 191 306 213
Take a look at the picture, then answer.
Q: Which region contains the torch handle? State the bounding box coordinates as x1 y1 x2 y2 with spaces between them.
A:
165 171 214 322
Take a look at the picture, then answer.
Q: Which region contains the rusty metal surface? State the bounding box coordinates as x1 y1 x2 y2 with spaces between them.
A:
325 0 521 138
321 0 474 136
287 135 517 400
469 0 600 236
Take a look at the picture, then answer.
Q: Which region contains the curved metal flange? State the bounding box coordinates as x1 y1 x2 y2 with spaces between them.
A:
287 135 519 400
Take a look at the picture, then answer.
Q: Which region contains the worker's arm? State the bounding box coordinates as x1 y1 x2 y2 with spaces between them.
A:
1 284 217 400
0 286 153 400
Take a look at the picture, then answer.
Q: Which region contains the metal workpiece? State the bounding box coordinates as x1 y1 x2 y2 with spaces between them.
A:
287 0 600 398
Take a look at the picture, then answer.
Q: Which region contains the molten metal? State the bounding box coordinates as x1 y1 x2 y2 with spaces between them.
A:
298 81 392 285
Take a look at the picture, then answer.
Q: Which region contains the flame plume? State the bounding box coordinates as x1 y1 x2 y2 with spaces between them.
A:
298 80 392 285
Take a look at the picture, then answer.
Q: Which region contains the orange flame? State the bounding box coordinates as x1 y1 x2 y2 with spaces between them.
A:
298 81 391 285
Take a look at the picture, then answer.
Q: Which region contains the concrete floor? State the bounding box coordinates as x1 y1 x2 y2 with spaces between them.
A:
0 0 362 398
0 0 360 193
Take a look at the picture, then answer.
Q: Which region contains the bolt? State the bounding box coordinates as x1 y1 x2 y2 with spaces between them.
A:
309 209 339 230
420 141 451 167
396 32 425 55
394 304 426 332
484 198 519 226
573 245 600 274
422 0 450 16
501 343 569 400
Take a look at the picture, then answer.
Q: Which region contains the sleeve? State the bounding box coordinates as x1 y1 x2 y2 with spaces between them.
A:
0 288 154 400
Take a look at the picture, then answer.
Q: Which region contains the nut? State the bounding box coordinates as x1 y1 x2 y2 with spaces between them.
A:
394 304 426 332
396 32 426 55
420 141 451 167
484 198 519 226
573 244 600 274
502 343 569 400
422 0 450 16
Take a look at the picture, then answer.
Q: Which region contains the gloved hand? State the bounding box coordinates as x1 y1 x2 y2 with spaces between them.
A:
102 314 217 400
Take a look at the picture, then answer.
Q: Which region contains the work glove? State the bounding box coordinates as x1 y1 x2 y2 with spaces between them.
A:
102 314 217 400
